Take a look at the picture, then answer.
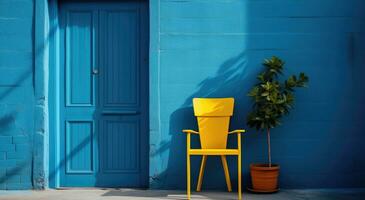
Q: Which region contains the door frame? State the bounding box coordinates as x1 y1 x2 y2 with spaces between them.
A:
46 0 152 188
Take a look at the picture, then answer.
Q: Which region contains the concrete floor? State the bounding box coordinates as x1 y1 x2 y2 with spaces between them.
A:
0 189 364 200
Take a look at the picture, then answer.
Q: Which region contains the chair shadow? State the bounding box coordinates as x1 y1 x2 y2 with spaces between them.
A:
149 51 266 191
101 188 237 200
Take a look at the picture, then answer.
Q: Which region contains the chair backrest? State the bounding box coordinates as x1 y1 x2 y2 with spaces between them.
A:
193 98 234 149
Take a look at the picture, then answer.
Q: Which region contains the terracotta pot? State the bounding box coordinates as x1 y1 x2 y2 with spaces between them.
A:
250 163 280 192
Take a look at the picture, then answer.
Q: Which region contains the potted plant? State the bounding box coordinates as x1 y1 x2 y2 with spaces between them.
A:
246 56 309 193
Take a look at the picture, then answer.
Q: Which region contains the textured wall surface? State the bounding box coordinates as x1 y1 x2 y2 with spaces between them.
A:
0 0 34 189
1 0 365 190
149 0 365 189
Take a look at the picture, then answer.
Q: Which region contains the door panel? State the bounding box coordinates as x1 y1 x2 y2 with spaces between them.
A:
100 116 140 173
100 10 139 107
66 11 95 106
59 1 148 188
65 121 94 173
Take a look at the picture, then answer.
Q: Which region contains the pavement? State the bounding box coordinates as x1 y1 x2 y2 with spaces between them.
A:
0 188 364 200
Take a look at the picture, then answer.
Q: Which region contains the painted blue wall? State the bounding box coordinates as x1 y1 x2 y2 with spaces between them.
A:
149 0 365 189
1 0 365 190
0 0 34 189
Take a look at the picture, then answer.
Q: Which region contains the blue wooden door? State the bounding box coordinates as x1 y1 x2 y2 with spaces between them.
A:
59 1 148 187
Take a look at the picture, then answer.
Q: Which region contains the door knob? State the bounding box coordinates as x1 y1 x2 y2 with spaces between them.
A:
92 69 99 75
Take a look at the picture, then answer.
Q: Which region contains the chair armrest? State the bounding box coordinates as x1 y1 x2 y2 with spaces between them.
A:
182 129 199 134
228 129 245 134
229 130 244 150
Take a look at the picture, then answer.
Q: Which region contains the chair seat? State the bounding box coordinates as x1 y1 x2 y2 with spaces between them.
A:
189 149 239 155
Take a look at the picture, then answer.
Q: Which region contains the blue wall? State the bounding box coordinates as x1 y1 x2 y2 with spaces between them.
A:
1 0 365 190
0 0 34 189
149 0 365 189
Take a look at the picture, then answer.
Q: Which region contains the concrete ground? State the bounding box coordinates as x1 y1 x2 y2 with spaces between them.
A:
0 188 365 200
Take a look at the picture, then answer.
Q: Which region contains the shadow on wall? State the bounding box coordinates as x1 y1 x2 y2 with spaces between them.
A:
0 6 34 183
152 52 265 190
146 0 266 190
0 2 72 186
0 68 33 188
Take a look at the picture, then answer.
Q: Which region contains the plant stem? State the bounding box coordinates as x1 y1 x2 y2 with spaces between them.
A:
267 128 272 167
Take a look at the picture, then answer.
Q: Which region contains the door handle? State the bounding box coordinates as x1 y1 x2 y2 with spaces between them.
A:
92 69 99 75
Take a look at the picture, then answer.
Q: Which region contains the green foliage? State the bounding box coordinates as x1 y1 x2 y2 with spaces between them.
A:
247 56 309 130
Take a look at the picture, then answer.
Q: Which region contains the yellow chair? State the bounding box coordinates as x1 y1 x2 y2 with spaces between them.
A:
183 98 245 200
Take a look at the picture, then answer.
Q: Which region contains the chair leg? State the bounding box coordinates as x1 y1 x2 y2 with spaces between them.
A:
221 155 232 192
186 133 191 200
196 155 207 192
238 153 242 200
187 154 191 199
